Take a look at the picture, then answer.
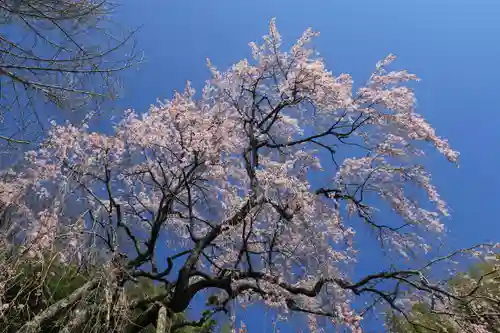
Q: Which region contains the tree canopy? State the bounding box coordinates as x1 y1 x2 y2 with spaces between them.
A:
0 18 497 333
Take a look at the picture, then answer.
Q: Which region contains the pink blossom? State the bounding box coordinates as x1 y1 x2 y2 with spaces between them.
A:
1 18 461 333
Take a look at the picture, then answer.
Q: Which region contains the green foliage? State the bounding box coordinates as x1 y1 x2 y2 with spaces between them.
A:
220 323 233 333
387 257 500 333
0 253 93 333
0 252 220 333
385 304 457 333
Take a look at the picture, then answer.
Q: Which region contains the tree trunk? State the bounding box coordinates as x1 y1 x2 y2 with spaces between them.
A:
156 304 171 333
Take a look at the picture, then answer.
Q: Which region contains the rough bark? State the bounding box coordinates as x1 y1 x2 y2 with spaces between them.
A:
156 305 170 333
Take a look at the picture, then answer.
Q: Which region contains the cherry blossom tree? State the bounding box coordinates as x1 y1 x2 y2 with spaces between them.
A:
0 18 496 332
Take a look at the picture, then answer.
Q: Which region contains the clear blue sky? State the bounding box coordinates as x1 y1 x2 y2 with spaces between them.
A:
114 0 500 331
